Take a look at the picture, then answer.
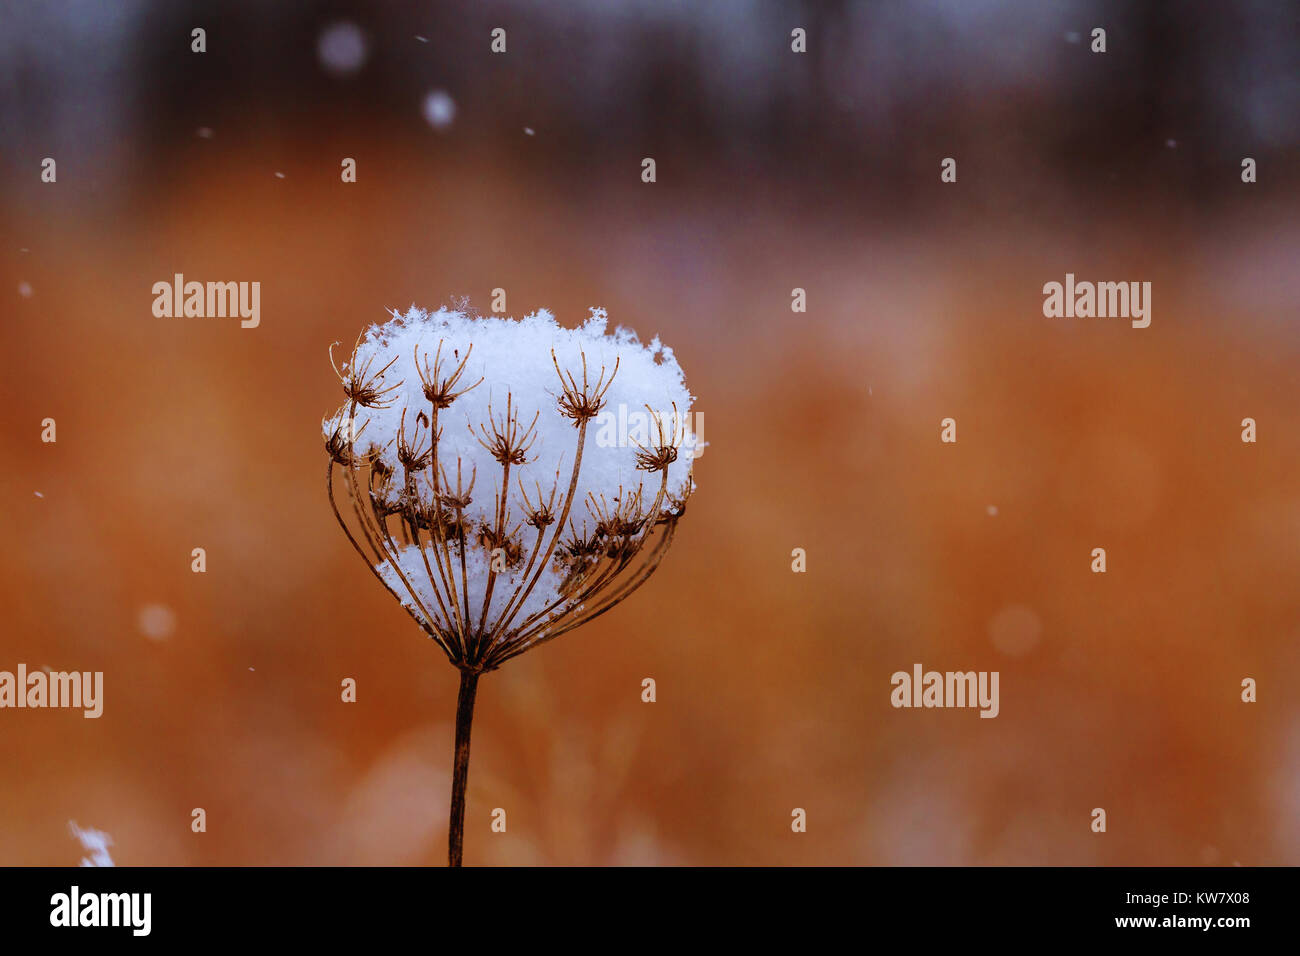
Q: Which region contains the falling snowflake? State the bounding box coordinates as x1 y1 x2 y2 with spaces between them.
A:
423 90 457 131
318 21 368 76
138 604 176 641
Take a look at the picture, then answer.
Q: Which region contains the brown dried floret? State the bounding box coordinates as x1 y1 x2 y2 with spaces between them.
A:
476 524 524 568
416 341 482 409
331 334 403 408
395 409 432 471
552 348 618 425
473 394 539 466
518 476 560 530
632 403 683 472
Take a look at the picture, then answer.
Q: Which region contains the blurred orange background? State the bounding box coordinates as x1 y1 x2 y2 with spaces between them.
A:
2 1 1299 865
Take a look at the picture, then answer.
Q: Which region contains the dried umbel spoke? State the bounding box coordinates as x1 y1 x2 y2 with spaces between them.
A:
323 305 699 866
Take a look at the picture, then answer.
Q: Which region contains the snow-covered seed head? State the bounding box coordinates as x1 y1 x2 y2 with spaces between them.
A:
324 306 698 671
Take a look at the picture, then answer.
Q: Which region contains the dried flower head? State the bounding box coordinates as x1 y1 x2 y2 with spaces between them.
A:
324 305 698 672
325 305 699 866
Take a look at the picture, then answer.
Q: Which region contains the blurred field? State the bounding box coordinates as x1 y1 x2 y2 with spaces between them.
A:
3 135 1298 864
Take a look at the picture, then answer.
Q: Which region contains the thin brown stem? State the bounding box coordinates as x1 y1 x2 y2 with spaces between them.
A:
447 669 479 867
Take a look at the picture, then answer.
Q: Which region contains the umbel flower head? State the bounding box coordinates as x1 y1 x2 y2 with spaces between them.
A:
324 306 698 674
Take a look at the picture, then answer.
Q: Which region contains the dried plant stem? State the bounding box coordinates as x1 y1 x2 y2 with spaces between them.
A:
447 669 479 867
